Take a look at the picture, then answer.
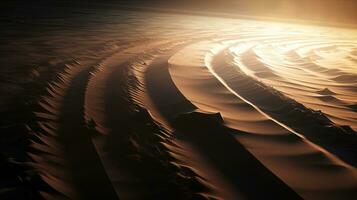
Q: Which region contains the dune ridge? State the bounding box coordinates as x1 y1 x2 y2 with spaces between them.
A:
168 40 357 199
212 48 357 166
83 39 212 199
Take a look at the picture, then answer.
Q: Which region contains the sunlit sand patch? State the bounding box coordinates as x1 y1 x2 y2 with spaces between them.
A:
228 26 357 130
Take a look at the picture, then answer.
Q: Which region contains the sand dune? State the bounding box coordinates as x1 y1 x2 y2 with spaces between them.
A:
2 8 357 200
168 41 357 199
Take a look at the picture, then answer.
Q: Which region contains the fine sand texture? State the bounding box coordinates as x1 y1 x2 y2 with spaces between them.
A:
1 8 357 200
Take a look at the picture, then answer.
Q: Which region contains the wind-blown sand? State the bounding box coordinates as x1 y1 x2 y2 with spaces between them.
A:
1 8 357 200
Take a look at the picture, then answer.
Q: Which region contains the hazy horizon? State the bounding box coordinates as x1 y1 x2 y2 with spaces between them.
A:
3 0 357 27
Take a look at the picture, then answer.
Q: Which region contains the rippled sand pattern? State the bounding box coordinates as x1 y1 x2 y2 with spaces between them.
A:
3 9 357 200
229 27 357 130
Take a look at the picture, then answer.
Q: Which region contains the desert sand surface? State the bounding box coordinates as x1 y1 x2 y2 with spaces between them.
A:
1 5 357 200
